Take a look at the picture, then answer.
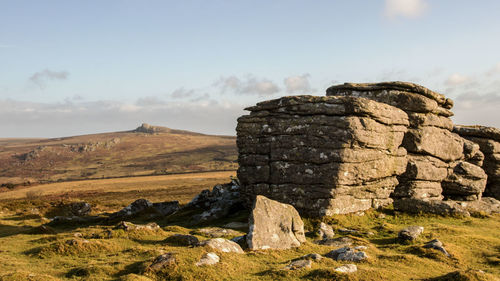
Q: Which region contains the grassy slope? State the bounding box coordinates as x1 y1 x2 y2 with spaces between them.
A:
0 174 499 281
0 128 237 185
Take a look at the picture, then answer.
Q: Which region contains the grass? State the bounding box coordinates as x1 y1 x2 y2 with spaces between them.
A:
0 174 499 280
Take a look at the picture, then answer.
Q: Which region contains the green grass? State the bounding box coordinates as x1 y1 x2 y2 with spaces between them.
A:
1 196 499 281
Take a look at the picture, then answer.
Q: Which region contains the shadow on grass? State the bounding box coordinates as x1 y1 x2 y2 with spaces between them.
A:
114 261 146 279
0 223 33 237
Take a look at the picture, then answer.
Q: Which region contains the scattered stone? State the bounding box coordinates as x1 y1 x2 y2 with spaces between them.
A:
299 253 322 261
110 199 179 219
335 264 358 274
326 247 368 262
317 222 335 239
398 226 424 241
164 234 199 247
354 246 368 250
223 222 248 230
423 239 450 256
196 252 220 266
246 195 306 250
316 237 353 247
193 227 241 238
114 221 160 231
73 232 83 238
144 253 176 272
188 181 244 223
65 238 90 245
67 202 92 216
199 238 244 253
283 259 312 270
151 201 180 216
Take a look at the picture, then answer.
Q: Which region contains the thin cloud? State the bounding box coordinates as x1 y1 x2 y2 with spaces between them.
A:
170 88 196 99
445 73 470 86
284 74 312 94
29 69 69 89
0 98 246 137
215 75 280 96
486 62 500 76
384 0 428 19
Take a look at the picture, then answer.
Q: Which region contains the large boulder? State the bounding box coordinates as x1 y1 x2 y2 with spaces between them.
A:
237 95 409 216
247 195 306 250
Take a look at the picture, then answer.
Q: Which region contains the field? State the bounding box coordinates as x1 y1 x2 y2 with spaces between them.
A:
0 171 499 281
0 125 237 185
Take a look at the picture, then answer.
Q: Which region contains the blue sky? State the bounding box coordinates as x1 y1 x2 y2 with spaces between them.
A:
1 0 500 137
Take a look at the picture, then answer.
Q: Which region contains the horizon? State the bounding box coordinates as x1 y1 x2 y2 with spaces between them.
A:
1 0 500 138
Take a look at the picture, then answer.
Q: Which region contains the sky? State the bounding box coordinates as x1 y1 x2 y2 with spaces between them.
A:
1 0 500 137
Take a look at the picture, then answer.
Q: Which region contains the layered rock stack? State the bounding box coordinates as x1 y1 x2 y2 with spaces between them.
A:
454 125 500 199
326 82 487 212
236 95 409 216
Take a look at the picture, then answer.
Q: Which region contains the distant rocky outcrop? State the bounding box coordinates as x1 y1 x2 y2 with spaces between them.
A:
134 123 172 134
236 81 499 216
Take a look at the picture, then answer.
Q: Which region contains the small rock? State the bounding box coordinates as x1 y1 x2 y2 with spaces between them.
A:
145 253 176 272
68 202 92 216
223 222 248 230
317 222 335 239
73 232 83 238
193 227 241 238
398 226 424 241
164 234 199 247
338 228 359 234
377 213 386 219
65 238 89 245
114 221 160 231
199 238 244 253
283 259 312 270
316 237 353 247
196 252 220 266
335 264 358 273
326 247 368 262
354 246 368 250
300 253 322 261
423 239 450 256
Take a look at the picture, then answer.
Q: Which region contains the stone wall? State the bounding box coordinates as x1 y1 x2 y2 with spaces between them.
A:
236 95 409 216
454 125 500 199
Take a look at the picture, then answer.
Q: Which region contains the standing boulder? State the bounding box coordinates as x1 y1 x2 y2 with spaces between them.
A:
247 195 306 250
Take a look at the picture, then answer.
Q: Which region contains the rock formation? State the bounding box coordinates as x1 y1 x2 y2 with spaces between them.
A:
453 125 500 199
326 82 488 214
237 81 499 216
237 95 409 216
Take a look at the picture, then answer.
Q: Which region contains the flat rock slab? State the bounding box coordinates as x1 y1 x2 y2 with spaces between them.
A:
283 259 312 270
247 195 306 250
398 226 424 241
196 252 220 266
423 239 450 256
326 247 368 262
199 238 244 253
315 237 353 247
164 234 199 247
335 264 358 273
144 253 176 272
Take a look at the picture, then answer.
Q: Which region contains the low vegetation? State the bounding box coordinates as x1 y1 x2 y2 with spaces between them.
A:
0 173 499 280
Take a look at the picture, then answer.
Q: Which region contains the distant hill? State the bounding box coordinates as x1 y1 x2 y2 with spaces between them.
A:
0 124 237 185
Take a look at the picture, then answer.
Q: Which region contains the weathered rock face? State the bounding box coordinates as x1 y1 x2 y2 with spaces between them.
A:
247 195 306 250
454 125 500 199
237 95 409 216
327 82 487 208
